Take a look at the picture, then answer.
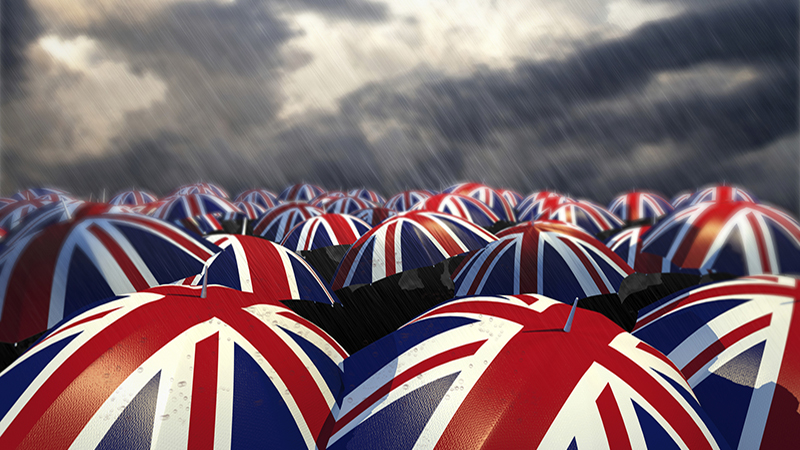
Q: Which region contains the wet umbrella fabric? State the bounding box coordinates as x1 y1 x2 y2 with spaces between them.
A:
383 190 432 212
279 183 326 202
153 194 243 223
234 188 279 209
547 200 624 236
608 191 674 223
687 185 757 206
281 214 371 252
108 190 158 206
411 193 500 228
347 189 385 205
352 207 396 227
443 183 516 221
253 202 324 243
516 191 571 221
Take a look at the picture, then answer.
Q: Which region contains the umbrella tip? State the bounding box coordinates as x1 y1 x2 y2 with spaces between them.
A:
200 261 210 298
61 198 72 221
242 217 247 235
563 297 579 332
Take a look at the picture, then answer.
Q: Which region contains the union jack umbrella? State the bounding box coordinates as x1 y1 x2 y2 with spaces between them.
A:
608 191 674 222
640 202 800 276
279 183 326 202
281 214 371 252
310 192 347 209
331 211 497 290
234 188 279 209
411 193 500 228
0 212 220 343
324 294 728 450
0 284 347 449
498 189 523 208
153 194 244 223
175 212 235 236
445 183 516 222
605 225 663 273
516 191 571 221
547 200 625 236
324 196 376 215
0 199 50 232
253 202 324 243
233 201 266 220
383 190 432 212
179 234 338 305
140 200 167 216
633 275 800 449
108 189 158 206
352 207 396 227
0 198 16 207
671 191 693 209
11 187 71 201
453 221 633 303
687 185 758 206
168 182 229 198
347 189 385 205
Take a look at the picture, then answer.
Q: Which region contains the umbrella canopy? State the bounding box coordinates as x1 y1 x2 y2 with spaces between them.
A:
640 202 800 276
672 192 693 209
0 212 220 343
233 201 266 220
0 284 346 449
310 192 348 209
153 194 243 223
0 198 16 207
453 220 633 307
281 214 371 252
498 188 523 208
352 207 396 227
253 202 324 243
279 183 326 202
516 191 571 221
687 185 757 206
605 225 663 273
347 189 385 205
547 200 625 236
179 234 338 305
234 188 279 209
324 294 727 450
383 190 432 212
411 193 500 228
331 211 497 290
108 190 158 206
608 191 674 222
632 275 800 449
168 182 229 198
11 187 71 201
0 199 51 232
442 183 516 221
324 197 376 215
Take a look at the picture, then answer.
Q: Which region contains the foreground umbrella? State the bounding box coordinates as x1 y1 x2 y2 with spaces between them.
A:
687 184 757 206
0 285 346 449
324 294 728 449
234 188 279 209
279 183 326 202
412 193 500 227
547 200 624 236
633 275 800 449
608 191 674 223
640 201 800 276
453 221 635 329
383 190 432 212
108 189 158 206
516 191 571 221
253 202 324 242
0 212 219 343
168 182 229 198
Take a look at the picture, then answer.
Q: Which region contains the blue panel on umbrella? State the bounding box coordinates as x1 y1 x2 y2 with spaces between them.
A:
231 344 307 449
540 243 582 303
709 225 745 275
311 229 334 250
634 299 748 355
475 243 517 295
772 224 800 274
567 437 579 450
401 224 444 269
65 245 116 314
349 238 376 285
96 371 160 450
633 400 680 450
115 223 208 284
0 333 78 418
207 249 241 291
288 253 334 303
328 372 458 450
588 247 627 290
695 341 765 449
279 326 342 397
642 223 683 259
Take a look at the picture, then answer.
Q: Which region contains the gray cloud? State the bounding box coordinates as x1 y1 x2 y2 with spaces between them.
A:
1 0 42 103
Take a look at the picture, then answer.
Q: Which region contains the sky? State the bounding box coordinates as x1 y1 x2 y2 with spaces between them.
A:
1 0 798 211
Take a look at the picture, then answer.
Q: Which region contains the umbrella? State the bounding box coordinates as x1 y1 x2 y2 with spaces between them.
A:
310 192 348 209
687 185 757 206
547 200 625 236
332 211 497 290
168 182 229 198
605 225 663 273
153 194 243 223
282 214 371 252
640 201 800 276
383 190 432 212
352 207 396 227
608 191 674 223
411 193 500 228
233 201 266 220
0 284 346 449
279 183 326 202
442 183 516 222
516 191 572 221
178 234 338 305
234 188 279 209
0 198 16 207
672 191 693 209
498 188 523 208
108 190 158 206
324 197 376 215
0 212 220 343
632 275 800 449
347 189 385 205
323 294 728 449
0 199 52 232
253 202 324 243
11 187 71 201
453 220 635 329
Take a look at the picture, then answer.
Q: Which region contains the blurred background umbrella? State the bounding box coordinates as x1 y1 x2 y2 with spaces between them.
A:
279 183 326 202
253 202 324 242
383 190 432 212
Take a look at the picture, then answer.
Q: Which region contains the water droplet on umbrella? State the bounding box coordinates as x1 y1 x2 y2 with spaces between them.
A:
161 414 170 421
178 381 187 387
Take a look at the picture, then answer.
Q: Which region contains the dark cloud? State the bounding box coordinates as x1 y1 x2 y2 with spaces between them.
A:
275 0 389 22
1 0 42 102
